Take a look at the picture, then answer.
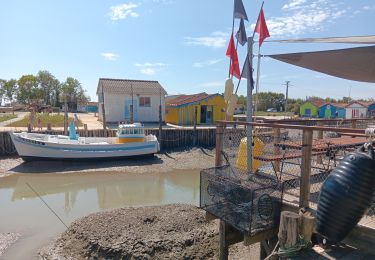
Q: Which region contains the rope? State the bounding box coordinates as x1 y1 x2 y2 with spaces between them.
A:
264 236 312 260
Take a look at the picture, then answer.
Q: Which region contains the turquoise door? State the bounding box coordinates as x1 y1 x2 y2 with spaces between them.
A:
305 108 311 117
124 99 138 122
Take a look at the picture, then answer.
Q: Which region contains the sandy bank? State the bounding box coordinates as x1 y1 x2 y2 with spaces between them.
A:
40 204 258 259
0 148 215 177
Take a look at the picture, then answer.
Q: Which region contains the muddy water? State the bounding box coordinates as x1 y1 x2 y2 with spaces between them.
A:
0 170 200 259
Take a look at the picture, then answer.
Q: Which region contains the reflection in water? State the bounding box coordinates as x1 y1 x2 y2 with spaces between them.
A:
0 170 200 259
1 170 200 212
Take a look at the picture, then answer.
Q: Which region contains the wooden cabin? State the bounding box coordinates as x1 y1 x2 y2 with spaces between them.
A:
165 93 226 125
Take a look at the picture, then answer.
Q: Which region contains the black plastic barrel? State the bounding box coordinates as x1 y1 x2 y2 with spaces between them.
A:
316 145 375 242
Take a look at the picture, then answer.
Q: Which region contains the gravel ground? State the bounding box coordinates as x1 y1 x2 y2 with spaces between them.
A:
0 233 20 257
40 204 259 260
0 148 215 177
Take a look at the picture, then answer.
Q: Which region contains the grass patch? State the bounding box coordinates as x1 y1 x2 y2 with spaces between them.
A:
7 113 83 127
0 114 17 123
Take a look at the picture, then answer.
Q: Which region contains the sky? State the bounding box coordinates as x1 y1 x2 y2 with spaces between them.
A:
1 0 375 101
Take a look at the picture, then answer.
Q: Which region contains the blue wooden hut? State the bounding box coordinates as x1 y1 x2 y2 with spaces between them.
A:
368 102 375 118
319 103 346 119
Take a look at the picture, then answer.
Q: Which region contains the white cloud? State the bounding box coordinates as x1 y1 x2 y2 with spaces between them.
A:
184 31 229 48
193 59 223 68
282 0 307 10
363 5 375 11
101 53 119 61
110 3 139 21
253 0 351 37
135 62 167 75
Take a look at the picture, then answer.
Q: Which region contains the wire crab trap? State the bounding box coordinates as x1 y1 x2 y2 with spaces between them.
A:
200 165 283 235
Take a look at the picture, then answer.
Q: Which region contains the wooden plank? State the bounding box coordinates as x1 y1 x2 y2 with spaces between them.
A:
243 228 279 246
300 129 313 208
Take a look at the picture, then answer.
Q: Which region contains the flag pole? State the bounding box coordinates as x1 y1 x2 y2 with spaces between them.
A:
246 36 254 175
234 1 264 95
254 44 261 113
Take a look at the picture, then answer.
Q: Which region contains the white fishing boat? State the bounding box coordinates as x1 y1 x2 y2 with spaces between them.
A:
9 122 160 161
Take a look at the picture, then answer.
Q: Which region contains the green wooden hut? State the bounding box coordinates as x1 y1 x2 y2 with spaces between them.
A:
299 100 325 118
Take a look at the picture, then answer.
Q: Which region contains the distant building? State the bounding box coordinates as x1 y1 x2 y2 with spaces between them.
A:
97 78 167 123
345 101 370 119
299 100 326 117
165 93 226 125
318 103 347 119
368 102 375 118
234 103 245 114
77 102 99 113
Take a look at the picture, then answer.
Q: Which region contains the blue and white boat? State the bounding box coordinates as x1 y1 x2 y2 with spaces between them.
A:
9 123 159 161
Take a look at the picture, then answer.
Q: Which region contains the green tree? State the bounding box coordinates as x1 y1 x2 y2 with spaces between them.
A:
17 75 40 104
61 77 89 111
0 79 5 106
3 79 17 104
37 70 60 105
254 92 285 111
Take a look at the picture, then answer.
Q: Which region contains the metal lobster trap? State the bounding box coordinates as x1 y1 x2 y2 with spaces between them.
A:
200 165 283 235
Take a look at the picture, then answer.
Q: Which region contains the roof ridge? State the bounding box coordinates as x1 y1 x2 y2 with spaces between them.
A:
99 78 159 83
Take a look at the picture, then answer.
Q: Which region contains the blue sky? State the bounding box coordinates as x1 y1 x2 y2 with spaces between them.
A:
1 0 375 101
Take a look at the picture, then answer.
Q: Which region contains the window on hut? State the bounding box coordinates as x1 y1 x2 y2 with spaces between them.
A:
139 97 151 107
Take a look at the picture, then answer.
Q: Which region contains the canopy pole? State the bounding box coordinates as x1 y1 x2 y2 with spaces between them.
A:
254 44 261 113
246 37 254 175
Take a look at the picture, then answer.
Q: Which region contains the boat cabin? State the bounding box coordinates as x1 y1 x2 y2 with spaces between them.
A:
117 123 145 143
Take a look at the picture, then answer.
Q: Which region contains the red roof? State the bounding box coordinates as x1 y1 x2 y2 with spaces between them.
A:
346 101 373 107
166 93 220 107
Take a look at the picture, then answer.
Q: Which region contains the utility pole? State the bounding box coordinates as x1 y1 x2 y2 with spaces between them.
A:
283 81 290 113
159 88 162 150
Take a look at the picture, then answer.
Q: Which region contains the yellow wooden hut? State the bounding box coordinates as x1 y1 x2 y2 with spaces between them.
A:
165 93 226 125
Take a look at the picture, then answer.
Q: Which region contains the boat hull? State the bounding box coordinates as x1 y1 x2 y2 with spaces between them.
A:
10 132 160 160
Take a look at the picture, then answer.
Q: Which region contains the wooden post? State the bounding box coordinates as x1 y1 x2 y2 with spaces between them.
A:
273 128 281 173
47 123 52 131
219 220 229 260
216 123 228 260
300 211 315 243
317 121 323 164
84 124 88 137
300 129 313 208
193 106 197 146
278 211 301 249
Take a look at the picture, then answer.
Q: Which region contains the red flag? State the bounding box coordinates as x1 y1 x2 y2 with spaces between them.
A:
255 8 270 47
226 33 241 79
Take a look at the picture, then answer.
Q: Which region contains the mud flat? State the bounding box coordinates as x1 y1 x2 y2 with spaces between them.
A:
0 233 20 257
40 204 258 259
0 148 215 177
